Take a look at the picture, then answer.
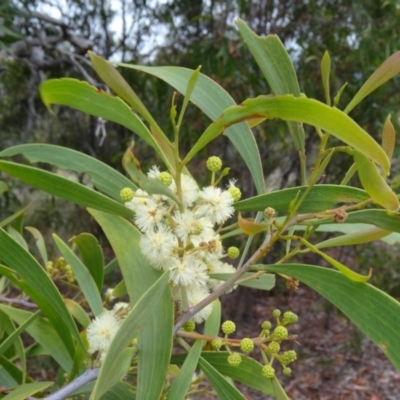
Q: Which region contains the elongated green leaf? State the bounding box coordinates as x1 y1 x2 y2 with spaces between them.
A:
0 161 133 218
210 272 275 290
54 234 103 317
0 356 22 386
39 79 173 171
345 50 400 114
354 150 399 211
166 340 203 400
0 181 8 195
91 272 170 400
0 206 29 229
2 382 53 400
25 227 48 265
71 233 104 292
0 311 39 359
263 264 400 370
198 357 244 400
185 95 390 174
0 305 73 372
236 19 305 157
0 230 80 358
88 209 173 400
306 209 400 233
199 352 275 396
0 144 136 200
320 51 331 106
0 311 26 382
64 299 91 328
204 299 221 337
117 63 265 195
382 115 395 160
235 184 369 213
315 226 391 249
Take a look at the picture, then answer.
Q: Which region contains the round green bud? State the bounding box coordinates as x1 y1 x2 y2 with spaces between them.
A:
265 341 280 354
221 320 236 335
273 326 288 341
240 338 254 353
261 321 272 330
262 365 275 379
120 187 134 202
282 350 297 365
272 309 281 318
227 246 240 259
264 207 276 219
206 156 223 172
227 352 242 367
283 367 292 377
282 311 299 325
158 171 173 186
211 338 223 350
183 320 196 332
228 186 241 202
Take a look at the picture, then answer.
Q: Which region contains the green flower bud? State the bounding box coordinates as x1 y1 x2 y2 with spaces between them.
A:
211 338 223 350
273 326 288 341
282 350 297 365
183 320 196 332
282 311 299 325
158 171 173 186
262 365 275 379
283 367 292 377
207 156 223 172
227 352 242 367
261 321 272 330
120 187 134 202
228 186 241 202
227 246 240 259
221 320 236 335
265 341 280 354
240 338 254 353
272 309 281 318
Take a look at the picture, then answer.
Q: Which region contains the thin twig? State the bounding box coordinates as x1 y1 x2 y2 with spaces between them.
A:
0 297 37 308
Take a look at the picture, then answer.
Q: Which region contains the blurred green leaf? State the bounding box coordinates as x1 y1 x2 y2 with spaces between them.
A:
166 340 203 400
264 264 400 370
0 229 81 358
71 233 104 292
236 18 305 164
54 234 103 317
91 272 170 400
0 206 29 229
64 299 91 328
315 226 391 249
117 63 265 195
204 299 221 337
198 357 244 399
2 382 53 400
25 227 48 266
0 305 73 372
382 115 395 160
88 209 173 400
39 79 173 171
354 150 399 211
345 50 400 114
0 356 22 386
0 144 136 200
320 51 331 106
0 161 133 218
235 184 369 213
186 94 390 174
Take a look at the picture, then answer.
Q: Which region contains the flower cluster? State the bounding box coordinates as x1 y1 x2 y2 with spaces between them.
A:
122 159 241 323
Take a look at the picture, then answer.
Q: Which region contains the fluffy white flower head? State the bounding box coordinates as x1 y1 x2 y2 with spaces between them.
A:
196 186 234 224
140 225 177 269
174 210 213 243
169 254 197 287
188 288 213 323
169 174 199 207
87 310 121 355
134 199 167 232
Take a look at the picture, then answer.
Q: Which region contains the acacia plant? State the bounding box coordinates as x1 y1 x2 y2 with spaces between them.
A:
1 19 400 399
